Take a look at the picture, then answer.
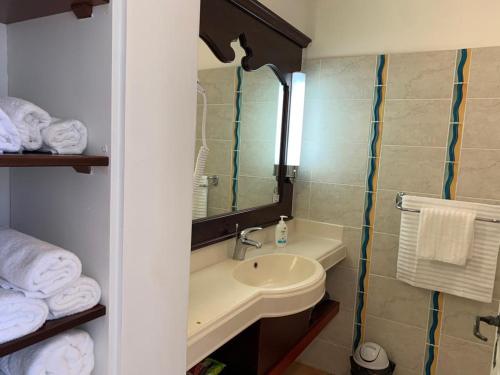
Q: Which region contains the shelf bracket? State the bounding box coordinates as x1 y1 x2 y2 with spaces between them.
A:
73 166 92 174
71 2 94 19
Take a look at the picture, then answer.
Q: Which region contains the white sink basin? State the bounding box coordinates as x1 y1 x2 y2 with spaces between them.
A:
233 254 322 289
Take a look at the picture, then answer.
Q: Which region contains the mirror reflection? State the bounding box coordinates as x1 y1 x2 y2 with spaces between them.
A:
193 40 283 220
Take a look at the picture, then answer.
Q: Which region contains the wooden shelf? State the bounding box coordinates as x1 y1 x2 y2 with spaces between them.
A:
0 304 106 357
0 0 110 24
0 154 109 174
267 300 340 375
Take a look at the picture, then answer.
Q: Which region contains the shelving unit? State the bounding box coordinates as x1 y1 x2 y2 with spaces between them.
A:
0 0 112 369
0 0 110 24
0 305 106 357
0 154 109 174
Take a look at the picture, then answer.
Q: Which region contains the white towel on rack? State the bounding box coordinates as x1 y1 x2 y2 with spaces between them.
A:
45 276 101 320
397 195 500 303
416 207 476 265
0 329 94 375
0 97 51 151
0 107 21 153
0 289 48 344
41 118 87 155
0 229 82 299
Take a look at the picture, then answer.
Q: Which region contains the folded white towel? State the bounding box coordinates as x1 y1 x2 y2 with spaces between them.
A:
397 195 500 302
0 289 48 344
0 108 21 153
0 329 94 375
416 207 476 265
0 97 51 151
41 118 87 155
0 229 82 298
46 276 101 320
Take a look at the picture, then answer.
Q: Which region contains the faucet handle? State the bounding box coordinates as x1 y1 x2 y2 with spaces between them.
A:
240 227 262 239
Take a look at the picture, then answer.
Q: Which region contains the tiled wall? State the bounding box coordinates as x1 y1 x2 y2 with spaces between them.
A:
196 66 279 216
295 47 500 375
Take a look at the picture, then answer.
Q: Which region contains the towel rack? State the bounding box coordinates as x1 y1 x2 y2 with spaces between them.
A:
395 192 500 224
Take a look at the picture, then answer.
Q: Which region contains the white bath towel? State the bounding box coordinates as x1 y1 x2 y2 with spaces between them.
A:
0 289 48 344
0 229 82 298
397 195 500 303
0 97 51 151
46 276 101 320
41 118 87 155
416 207 476 265
0 329 94 375
0 108 21 153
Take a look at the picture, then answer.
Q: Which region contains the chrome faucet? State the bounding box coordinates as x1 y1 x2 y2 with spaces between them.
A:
233 227 263 260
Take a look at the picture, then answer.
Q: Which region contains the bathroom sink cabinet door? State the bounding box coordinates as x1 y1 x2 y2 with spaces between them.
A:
212 308 313 375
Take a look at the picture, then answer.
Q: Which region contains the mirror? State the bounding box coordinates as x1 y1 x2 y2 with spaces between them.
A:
193 39 283 220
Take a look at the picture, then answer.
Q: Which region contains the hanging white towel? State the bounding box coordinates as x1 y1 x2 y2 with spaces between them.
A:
0 108 21 153
45 276 101 320
0 329 94 375
0 289 48 344
0 229 82 298
416 207 476 265
41 118 87 155
0 97 51 151
397 195 500 303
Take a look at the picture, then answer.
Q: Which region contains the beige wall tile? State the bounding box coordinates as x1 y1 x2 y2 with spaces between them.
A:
438 335 493 375
303 59 322 102
386 50 455 99
309 183 365 227
366 275 430 328
207 175 231 211
340 227 361 269
463 99 500 149
364 315 426 373
378 145 445 194
374 189 403 235
303 99 372 144
371 232 399 278
242 66 281 102
383 99 451 147
239 140 275 178
240 101 280 142
442 295 499 346
237 176 276 210
293 180 311 218
298 338 351 375
320 55 376 100
468 47 500 98
298 140 314 181
311 142 368 186
325 266 358 310
457 149 500 200
199 139 232 176
196 104 234 141
319 307 354 348
198 67 236 104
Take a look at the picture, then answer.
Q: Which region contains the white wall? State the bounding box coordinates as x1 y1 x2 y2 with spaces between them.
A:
261 0 500 58
7 7 112 375
0 24 8 228
120 0 198 373
308 0 500 58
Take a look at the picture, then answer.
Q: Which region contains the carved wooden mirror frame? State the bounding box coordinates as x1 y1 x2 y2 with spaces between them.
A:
192 0 311 250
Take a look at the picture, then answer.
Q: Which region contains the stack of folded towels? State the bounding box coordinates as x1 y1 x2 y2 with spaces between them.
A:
0 228 101 374
0 97 88 154
0 329 94 375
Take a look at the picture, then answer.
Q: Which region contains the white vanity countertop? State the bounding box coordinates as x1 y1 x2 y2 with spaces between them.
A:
187 230 346 369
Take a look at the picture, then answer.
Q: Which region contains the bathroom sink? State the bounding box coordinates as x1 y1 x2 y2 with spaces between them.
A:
233 254 323 289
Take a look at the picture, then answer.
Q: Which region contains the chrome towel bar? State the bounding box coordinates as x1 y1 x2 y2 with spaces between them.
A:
395 192 500 224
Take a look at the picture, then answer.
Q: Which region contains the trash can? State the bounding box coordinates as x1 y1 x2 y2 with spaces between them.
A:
350 342 396 375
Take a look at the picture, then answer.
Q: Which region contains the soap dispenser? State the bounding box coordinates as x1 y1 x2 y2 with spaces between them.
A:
275 216 288 248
